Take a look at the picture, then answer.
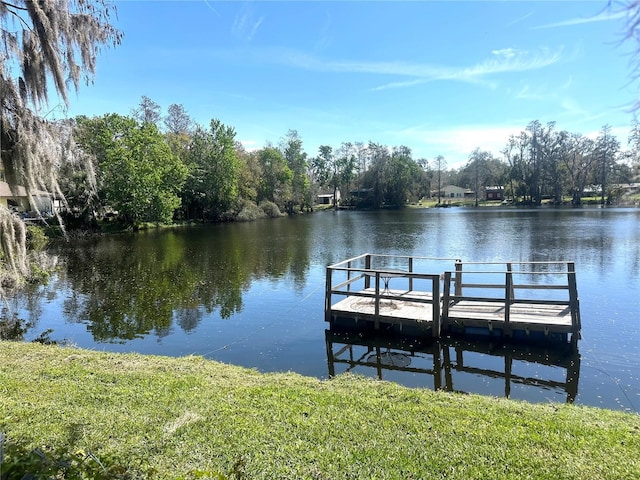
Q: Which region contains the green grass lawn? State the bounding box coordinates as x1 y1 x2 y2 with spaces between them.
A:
1 342 638 479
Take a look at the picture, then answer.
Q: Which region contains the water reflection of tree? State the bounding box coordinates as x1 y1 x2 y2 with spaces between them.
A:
49 220 312 342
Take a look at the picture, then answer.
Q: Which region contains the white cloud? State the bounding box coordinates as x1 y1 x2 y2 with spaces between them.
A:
506 11 534 28
491 48 520 60
256 46 562 91
232 10 264 42
456 47 562 79
532 10 626 30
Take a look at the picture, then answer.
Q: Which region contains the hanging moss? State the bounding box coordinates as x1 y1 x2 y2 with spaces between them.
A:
0 1 121 293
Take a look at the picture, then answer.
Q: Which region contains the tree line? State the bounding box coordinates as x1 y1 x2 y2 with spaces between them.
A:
54 97 640 229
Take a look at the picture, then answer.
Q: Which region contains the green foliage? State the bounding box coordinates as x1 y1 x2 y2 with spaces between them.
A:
357 143 424 208
0 437 144 479
280 130 309 213
383 146 421 207
182 120 240 221
76 114 187 225
257 147 292 206
60 109 640 233
260 201 283 218
234 200 266 222
25 226 48 252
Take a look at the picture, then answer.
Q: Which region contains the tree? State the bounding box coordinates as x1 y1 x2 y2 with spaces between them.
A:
540 128 569 205
132 95 161 126
236 145 262 203
76 114 187 225
164 103 193 135
1 0 121 287
503 131 529 203
561 133 596 206
280 130 309 213
361 142 390 208
466 149 493 206
311 145 337 208
384 146 420 207
627 119 640 182
257 146 292 206
432 155 446 204
182 119 240 220
595 125 620 205
503 121 561 205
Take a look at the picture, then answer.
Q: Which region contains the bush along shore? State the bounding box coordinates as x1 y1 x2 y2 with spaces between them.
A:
0 342 638 479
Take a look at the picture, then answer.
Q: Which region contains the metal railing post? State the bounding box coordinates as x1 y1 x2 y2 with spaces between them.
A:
442 271 452 330
365 254 371 289
505 268 512 327
374 272 381 329
507 262 515 300
455 260 463 296
408 256 414 291
432 275 441 338
503 268 512 338
325 266 333 323
567 262 581 340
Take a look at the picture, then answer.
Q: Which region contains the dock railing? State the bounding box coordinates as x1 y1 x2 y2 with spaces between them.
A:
325 253 459 337
442 260 581 339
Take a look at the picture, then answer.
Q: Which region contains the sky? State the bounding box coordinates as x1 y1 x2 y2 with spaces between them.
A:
52 0 639 168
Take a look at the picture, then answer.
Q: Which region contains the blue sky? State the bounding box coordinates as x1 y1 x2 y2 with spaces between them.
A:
56 1 637 167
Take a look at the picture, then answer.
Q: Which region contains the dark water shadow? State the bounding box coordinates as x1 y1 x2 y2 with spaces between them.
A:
326 327 580 403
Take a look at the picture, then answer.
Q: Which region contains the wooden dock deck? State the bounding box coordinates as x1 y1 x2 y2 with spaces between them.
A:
330 288 438 334
326 254 581 342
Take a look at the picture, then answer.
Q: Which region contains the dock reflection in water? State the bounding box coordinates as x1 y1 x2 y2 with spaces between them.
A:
325 328 580 404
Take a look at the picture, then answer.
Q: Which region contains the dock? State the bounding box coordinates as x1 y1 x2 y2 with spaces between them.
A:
325 253 581 343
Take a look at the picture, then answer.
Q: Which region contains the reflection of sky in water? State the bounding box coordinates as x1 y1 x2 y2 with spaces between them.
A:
8 208 640 412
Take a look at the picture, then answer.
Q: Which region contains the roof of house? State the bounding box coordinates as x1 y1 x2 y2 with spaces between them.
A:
0 181 50 198
0 181 27 197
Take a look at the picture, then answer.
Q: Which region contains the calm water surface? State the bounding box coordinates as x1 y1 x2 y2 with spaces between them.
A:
9 208 640 412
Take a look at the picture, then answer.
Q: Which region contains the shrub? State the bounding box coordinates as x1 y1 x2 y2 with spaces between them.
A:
235 201 266 222
0 436 144 480
25 225 48 251
259 201 283 218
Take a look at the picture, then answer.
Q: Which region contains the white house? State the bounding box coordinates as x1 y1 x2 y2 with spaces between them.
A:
439 185 472 199
317 189 341 205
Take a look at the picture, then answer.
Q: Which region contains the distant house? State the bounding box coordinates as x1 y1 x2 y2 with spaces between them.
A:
0 181 29 212
317 189 341 205
484 186 504 201
0 181 54 214
439 185 472 199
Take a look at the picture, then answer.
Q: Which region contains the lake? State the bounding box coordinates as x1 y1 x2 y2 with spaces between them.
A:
7 207 640 412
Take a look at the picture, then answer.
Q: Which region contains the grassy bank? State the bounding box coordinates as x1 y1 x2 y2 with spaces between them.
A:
1 342 638 479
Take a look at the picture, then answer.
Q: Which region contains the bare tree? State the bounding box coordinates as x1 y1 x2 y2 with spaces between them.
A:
0 0 121 288
132 95 161 126
164 103 193 135
432 155 446 205
595 124 621 205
